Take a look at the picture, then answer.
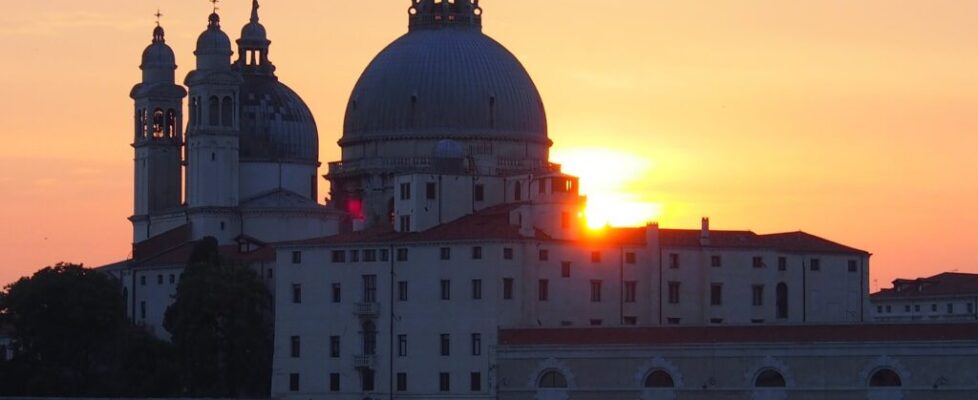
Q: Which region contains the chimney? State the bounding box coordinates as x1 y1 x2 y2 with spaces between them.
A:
700 217 710 245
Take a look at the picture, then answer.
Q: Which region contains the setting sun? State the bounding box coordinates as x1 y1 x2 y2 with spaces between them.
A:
551 148 662 229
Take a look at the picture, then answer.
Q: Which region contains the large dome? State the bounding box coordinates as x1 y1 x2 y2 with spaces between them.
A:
239 75 319 165
342 28 548 145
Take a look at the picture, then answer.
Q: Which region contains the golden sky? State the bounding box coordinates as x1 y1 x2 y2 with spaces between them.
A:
2 0 977 289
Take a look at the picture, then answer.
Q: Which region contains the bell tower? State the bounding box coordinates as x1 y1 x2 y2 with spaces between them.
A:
130 20 187 242
184 10 243 210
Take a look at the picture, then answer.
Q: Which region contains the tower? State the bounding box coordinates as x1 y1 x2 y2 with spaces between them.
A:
185 11 243 211
130 22 187 242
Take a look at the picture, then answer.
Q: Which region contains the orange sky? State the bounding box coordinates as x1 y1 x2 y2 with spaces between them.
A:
2 1 977 289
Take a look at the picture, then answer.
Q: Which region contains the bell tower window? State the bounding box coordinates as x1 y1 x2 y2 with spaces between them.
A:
166 109 177 138
152 109 165 138
221 96 233 127
208 96 220 126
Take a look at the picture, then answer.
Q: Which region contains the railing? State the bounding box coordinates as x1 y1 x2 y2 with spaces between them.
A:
353 354 376 369
354 302 380 317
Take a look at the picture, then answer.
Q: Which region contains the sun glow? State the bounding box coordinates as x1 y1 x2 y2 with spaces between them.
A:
551 148 662 229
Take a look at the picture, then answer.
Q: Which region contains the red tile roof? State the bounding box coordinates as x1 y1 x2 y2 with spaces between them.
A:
132 224 191 260
660 229 868 255
499 323 978 347
871 272 978 299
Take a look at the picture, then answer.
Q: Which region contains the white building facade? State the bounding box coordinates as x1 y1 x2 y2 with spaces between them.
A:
870 273 978 322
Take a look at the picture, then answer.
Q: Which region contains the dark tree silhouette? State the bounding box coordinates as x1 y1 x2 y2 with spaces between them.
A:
164 237 273 397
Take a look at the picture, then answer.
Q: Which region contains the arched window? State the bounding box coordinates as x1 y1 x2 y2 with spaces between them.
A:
538 370 568 388
208 96 220 126
362 321 377 356
755 369 786 387
134 109 142 139
869 369 902 387
644 370 675 388
776 283 788 319
166 109 177 138
152 109 165 138
514 182 523 201
189 98 198 127
221 96 233 127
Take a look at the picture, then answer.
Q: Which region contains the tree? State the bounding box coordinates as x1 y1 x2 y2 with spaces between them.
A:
164 237 273 397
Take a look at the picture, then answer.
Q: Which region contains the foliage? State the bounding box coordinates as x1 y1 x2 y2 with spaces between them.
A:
164 237 274 397
0 263 179 397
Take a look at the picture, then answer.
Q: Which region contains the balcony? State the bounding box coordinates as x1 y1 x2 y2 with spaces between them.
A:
354 354 376 369
354 302 380 318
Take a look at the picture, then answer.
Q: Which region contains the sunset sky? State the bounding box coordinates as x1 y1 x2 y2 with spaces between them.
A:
2 0 977 289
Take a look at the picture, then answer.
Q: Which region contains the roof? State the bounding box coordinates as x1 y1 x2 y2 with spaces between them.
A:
136 241 275 268
871 272 978 299
660 229 869 255
499 323 978 347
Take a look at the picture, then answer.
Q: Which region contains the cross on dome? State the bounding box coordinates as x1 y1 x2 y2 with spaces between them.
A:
408 0 482 31
154 9 163 27
210 0 220 13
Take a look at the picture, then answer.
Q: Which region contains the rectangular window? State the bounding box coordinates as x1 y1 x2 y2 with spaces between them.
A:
400 182 411 200
332 283 341 303
291 251 302 264
624 281 637 303
904 305 911 313
752 256 764 268
331 250 345 263
330 373 340 392
362 368 375 392
441 280 451 300
471 333 482 356
710 318 723 324
330 336 340 358
140 275 146 286
625 252 637 264
439 372 451 392
398 334 407 357
362 275 377 303
157 274 163 285
669 253 680 269
848 260 858 272
399 215 411 232
289 373 300 392
470 372 482 391
350 249 360 263
538 279 549 301
667 317 680 325
503 278 514 300
668 282 680 304
140 301 146 319
396 248 408 261
778 257 787 271
474 185 485 202
710 283 723 306
877 305 883 313
440 247 451 260
290 336 301 358
561 261 571 278
711 255 722 268
364 249 377 262
931 304 937 312
169 274 175 284
623 316 638 325
503 247 514 260
380 249 390 262
292 284 302 304
810 258 821 271
398 281 408 301
591 280 602 302
915 304 921 312
948 303 954 314
396 372 407 392
752 285 764 306
590 319 603 326
472 279 482 300
969 303 975 313
591 251 602 263
426 182 437 200
440 334 451 356
472 246 483 260
539 249 549 261
887 305 893 313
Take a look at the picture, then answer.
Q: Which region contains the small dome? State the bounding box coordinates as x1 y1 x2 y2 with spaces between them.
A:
435 140 464 159
195 13 232 55
141 27 175 68
241 21 267 43
239 75 318 165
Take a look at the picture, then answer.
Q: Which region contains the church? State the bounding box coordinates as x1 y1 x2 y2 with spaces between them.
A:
101 1 978 399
